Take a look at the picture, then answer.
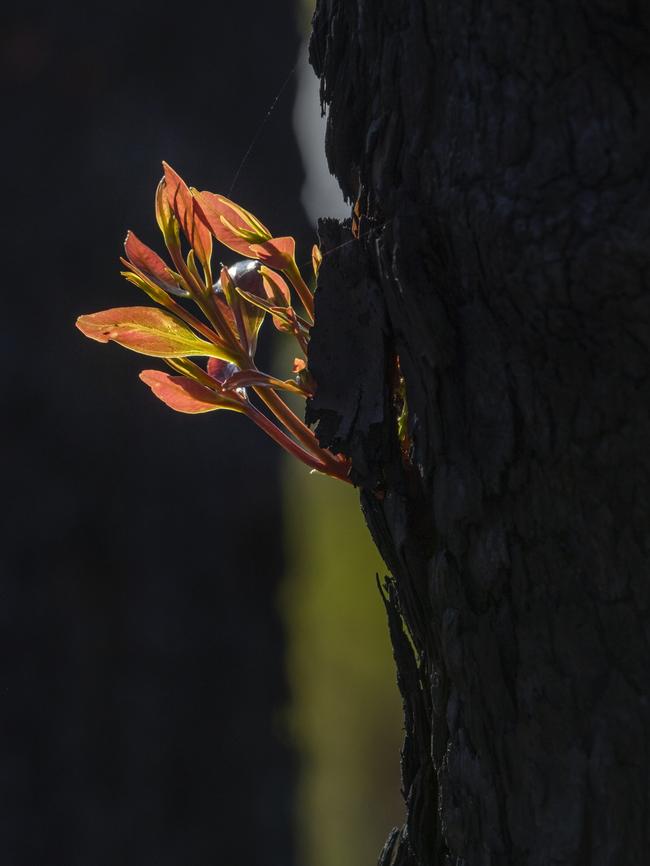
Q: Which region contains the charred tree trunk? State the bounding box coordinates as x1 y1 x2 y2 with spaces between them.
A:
307 2 650 864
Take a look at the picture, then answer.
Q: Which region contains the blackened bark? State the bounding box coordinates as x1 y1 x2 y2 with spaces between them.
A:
308 2 650 864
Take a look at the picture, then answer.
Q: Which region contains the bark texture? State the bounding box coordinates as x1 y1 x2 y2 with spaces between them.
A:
308 2 650 864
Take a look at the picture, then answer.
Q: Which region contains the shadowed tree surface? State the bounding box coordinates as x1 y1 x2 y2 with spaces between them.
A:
308 1 650 863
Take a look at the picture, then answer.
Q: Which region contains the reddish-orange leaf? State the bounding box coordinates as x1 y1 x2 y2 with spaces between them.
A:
292 358 306 374
212 287 238 336
124 231 181 294
248 236 295 271
260 266 291 305
155 177 180 253
312 244 322 277
194 191 271 257
76 306 228 359
162 162 212 274
258 266 292 332
139 370 244 414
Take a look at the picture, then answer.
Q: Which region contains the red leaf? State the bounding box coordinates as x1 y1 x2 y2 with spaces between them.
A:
212 288 238 336
259 266 292 332
248 236 295 271
193 191 271 257
139 370 242 414
162 162 213 273
260 266 291 305
124 231 182 294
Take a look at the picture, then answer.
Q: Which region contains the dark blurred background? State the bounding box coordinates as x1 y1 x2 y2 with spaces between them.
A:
1 2 308 863
0 2 402 864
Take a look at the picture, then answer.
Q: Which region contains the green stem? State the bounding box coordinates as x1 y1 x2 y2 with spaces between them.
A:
170 247 241 353
162 298 242 365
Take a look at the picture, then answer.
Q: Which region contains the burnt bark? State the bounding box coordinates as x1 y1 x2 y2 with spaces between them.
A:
308 2 650 864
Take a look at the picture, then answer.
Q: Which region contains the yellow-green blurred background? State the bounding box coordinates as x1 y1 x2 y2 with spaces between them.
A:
282 464 403 866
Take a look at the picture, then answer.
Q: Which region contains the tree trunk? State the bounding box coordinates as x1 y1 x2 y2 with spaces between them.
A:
307 2 650 864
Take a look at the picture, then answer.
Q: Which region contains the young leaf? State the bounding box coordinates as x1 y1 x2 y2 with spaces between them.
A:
259 266 292 331
186 248 203 287
236 289 309 339
120 266 172 308
260 266 290 305
194 191 271 257
124 231 187 296
139 370 245 414
162 162 213 278
155 177 181 254
248 236 296 271
312 244 322 278
211 285 239 338
221 265 265 357
76 307 232 359
119 260 239 360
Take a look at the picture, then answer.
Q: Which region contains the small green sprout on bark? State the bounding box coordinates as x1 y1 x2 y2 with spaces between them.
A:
76 162 351 483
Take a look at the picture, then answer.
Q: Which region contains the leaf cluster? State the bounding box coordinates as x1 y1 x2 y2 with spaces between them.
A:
76 163 350 482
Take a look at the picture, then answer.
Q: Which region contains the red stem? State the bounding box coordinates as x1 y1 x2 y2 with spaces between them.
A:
253 387 350 482
246 404 331 473
254 387 320 453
